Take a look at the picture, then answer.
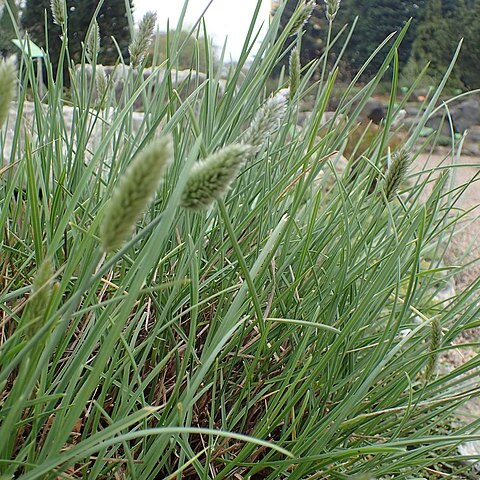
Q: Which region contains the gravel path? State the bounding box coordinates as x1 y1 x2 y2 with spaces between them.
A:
413 150 480 294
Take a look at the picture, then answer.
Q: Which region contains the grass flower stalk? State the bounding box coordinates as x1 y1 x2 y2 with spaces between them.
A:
181 144 251 210
129 11 157 68
242 89 289 153
289 45 301 98
425 318 442 381
324 0 341 22
383 148 411 202
50 0 66 27
291 1 317 35
95 65 108 109
100 135 173 251
86 20 101 59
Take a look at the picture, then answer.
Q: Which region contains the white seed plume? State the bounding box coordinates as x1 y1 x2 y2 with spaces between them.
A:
242 89 289 153
291 1 317 35
50 0 66 26
181 145 251 211
324 0 341 22
129 11 157 68
289 46 301 98
101 135 173 251
86 20 101 59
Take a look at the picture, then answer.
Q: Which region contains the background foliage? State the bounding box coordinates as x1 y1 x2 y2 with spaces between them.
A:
19 0 132 67
276 0 480 88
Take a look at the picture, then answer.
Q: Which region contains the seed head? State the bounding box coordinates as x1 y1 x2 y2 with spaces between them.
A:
0 58 16 130
425 318 442 381
383 149 411 202
101 135 173 251
129 11 157 68
181 144 251 211
289 46 301 98
86 20 101 59
95 65 109 110
290 1 317 35
50 0 66 27
324 0 341 22
242 89 289 153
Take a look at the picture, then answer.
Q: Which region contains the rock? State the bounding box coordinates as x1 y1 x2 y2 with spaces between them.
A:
451 98 480 133
426 98 480 137
425 112 454 138
434 280 456 304
458 441 480 472
77 64 211 111
296 111 345 130
1 102 150 170
463 125 480 155
365 100 386 124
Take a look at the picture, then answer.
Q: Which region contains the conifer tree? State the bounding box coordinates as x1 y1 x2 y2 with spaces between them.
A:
0 0 19 56
411 0 478 88
97 0 133 64
273 0 325 77
21 0 133 67
335 0 424 79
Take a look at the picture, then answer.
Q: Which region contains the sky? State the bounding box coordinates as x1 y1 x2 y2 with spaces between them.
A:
133 0 272 60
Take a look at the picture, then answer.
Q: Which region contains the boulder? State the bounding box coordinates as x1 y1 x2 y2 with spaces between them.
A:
77 64 211 111
463 125 480 155
451 98 480 133
1 102 149 170
426 98 480 137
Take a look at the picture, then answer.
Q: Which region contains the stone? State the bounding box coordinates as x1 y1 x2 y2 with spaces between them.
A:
77 64 211 111
458 441 480 472
426 98 480 137
1 102 150 171
451 98 480 133
463 125 480 156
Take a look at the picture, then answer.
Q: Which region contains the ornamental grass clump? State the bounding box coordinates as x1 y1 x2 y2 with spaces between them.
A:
129 11 157 68
2 2 480 479
181 144 251 210
0 58 16 130
100 135 172 251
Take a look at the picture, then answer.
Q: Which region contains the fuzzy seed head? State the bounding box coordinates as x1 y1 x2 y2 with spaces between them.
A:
242 89 289 153
289 46 301 99
95 65 109 110
425 318 442 381
291 1 317 35
129 11 157 68
86 20 101 59
0 58 16 130
383 149 411 202
181 144 251 211
324 0 341 22
50 0 66 26
101 135 173 251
